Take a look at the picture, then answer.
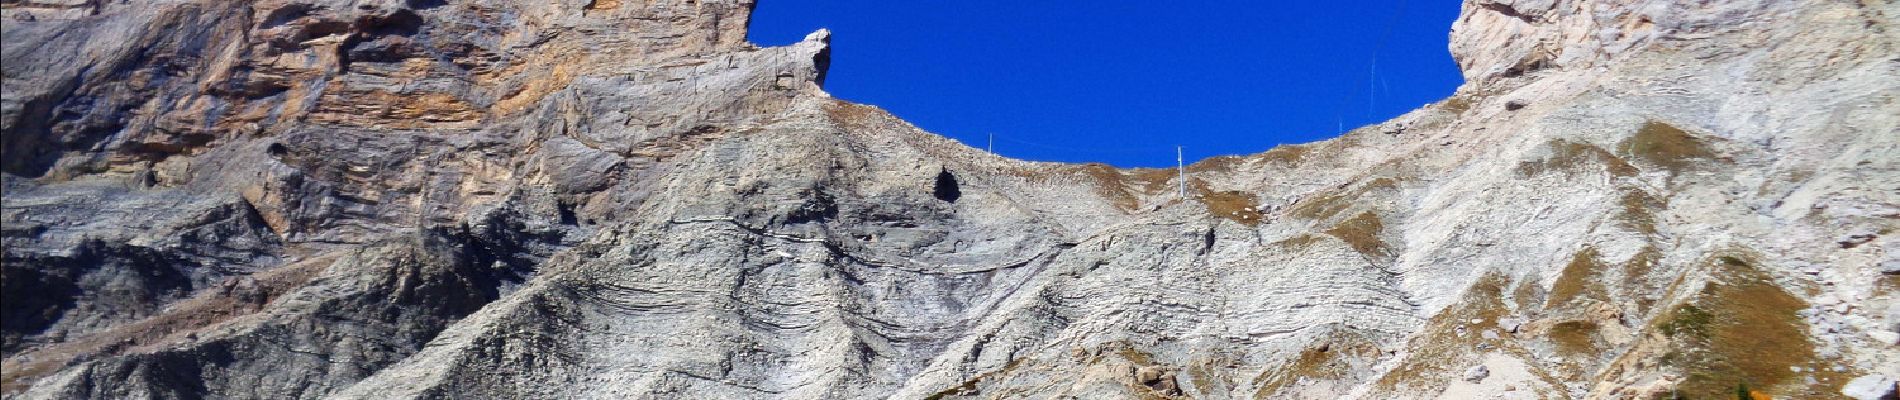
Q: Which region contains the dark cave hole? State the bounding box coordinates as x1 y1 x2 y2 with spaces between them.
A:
933 169 961 203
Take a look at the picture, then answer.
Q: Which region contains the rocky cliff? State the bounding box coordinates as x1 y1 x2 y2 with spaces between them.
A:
2 0 1896 399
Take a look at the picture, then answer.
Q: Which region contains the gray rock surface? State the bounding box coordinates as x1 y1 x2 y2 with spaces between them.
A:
1844 375 1898 400
1462 365 1490 384
3 0 1898 399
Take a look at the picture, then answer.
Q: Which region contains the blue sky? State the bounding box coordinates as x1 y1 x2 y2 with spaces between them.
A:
749 1 1465 167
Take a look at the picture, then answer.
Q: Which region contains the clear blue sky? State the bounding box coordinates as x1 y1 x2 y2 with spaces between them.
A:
748 1 1465 167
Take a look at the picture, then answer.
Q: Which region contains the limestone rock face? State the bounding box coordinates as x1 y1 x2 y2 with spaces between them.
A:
2 0 1896 399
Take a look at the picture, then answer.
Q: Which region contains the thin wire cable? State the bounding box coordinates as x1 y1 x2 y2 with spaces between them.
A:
1332 0 1410 133
1368 0 1409 119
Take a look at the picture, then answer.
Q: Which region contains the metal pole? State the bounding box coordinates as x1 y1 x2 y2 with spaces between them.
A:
988 133 994 154
1176 145 1185 199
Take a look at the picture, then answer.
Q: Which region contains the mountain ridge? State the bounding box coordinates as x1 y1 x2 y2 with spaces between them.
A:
3 0 1897 399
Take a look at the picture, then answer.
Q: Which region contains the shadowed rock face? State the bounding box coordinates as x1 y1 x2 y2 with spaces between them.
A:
2 0 1896 399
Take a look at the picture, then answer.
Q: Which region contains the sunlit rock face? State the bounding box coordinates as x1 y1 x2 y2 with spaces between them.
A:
2 0 1895 399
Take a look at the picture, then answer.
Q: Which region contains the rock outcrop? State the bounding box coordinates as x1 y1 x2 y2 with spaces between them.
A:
3 0 1896 399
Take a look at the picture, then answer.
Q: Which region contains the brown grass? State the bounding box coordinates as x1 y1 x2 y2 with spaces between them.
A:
1619 121 1715 174
1273 234 1326 251
1515 140 1638 177
1187 155 1246 174
1080 164 1144 210
1061 165 1183 211
1288 190 1354 221
1288 177 1399 221
1114 344 1158 366
1440 95 1473 115
1252 331 1381 399
922 358 1028 400
1619 246 1665 314
823 101 891 132
1194 181 1262 225
1617 190 1665 235
1372 273 1513 393
1657 252 1846 398
1548 321 1601 355
1257 145 1310 166
1128 168 1178 193
1512 277 1546 310
1324 212 1389 259
1188 366 1212 397
1547 248 1608 307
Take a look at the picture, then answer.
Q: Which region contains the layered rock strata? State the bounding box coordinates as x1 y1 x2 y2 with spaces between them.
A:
2 0 1896 399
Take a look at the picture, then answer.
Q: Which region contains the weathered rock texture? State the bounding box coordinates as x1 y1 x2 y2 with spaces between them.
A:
2 0 1896 399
